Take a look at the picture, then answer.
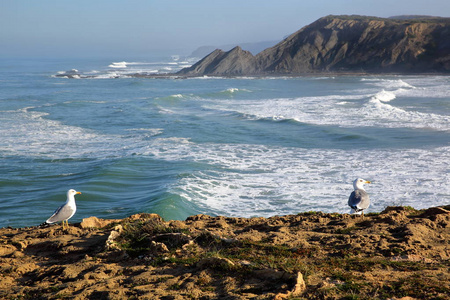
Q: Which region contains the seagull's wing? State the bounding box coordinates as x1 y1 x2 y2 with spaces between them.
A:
46 204 75 223
348 189 370 211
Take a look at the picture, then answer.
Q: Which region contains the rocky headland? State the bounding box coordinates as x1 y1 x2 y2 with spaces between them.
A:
1 206 449 299
177 15 450 76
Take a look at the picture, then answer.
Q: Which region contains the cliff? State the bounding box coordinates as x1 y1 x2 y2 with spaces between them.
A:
178 15 450 76
189 40 279 58
183 47 257 76
1 206 449 299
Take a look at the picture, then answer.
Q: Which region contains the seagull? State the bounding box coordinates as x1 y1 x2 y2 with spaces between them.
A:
46 189 81 229
348 178 371 217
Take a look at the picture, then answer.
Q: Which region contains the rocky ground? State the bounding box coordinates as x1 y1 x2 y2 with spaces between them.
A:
1 206 449 300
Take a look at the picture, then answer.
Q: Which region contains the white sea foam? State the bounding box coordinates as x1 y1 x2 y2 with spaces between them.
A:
375 79 416 89
361 92 450 130
154 94 188 102
125 128 164 136
109 62 128 68
61 69 78 74
372 90 396 102
1 106 448 217
201 88 450 131
146 141 450 216
57 60 191 79
0 107 154 159
5 73 449 221
3 107 447 214
189 76 227 80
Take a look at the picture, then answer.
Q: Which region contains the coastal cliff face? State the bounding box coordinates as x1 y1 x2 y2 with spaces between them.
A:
182 47 257 76
178 15 450 75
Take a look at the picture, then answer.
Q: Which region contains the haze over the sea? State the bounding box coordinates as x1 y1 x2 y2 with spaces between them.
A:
2 0 450 59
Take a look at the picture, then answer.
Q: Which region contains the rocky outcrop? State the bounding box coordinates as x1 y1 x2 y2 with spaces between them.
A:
1 206 449 299
181 46 257 76
189 40 279 58
178 15 450 76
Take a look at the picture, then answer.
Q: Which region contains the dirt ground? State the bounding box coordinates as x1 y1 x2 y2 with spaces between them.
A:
1 206 449 299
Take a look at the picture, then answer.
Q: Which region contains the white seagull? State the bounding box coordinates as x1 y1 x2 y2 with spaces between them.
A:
348 178 371 216
46 189 81 229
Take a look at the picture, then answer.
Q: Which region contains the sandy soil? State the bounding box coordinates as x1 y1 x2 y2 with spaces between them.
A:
1 206 449 299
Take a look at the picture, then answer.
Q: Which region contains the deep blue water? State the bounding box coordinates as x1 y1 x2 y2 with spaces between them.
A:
1 57 449 227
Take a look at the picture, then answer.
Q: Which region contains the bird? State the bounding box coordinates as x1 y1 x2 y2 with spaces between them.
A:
46 189 81 230
348 178 371 217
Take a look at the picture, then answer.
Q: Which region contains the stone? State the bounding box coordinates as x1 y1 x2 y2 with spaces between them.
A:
197 257 235 270
80 216 120 229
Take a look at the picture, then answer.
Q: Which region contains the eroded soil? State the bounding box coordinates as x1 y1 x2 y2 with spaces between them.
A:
1 206 449 299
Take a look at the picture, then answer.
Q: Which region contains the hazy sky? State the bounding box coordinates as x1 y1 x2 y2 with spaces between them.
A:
1 0 449 58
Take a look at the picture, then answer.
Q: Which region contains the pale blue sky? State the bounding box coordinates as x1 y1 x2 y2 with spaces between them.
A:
1 0 449 58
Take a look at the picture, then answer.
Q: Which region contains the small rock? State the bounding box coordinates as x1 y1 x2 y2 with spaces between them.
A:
292 272 307 295
318 277 345 290
197 257 235 270
274 271 306 299
107 230 120 241
254 268 289 280
150 241 170 253
0 245 16 257
128 213 164 222
113 224 123 233
239 260 253 266
106 230 121 250
12 241 27 251
11 251 24 258
80 216 120 229
168 220 188 229
186 214 213 221
390 254 435 263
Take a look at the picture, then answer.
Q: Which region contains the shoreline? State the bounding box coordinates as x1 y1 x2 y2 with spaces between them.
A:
1 205 449 299
54 70 450 80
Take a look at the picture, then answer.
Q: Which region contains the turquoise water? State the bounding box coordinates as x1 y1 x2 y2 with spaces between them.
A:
1 58 449 227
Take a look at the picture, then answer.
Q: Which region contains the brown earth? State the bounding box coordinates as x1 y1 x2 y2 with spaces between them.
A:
1 206 449 300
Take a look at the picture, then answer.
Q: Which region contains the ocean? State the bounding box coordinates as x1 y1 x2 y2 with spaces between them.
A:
1 57 449 228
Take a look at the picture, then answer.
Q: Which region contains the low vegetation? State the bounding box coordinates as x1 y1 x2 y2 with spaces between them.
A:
1 206 449 299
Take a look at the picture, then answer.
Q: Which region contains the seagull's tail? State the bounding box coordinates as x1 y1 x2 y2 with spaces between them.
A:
350 208 363 215
39 222 52 228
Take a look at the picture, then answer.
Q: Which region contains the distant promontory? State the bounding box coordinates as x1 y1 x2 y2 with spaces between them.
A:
177 15 450 76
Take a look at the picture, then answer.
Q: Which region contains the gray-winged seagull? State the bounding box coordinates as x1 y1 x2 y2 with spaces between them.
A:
348 178 371 216
46 189 81 229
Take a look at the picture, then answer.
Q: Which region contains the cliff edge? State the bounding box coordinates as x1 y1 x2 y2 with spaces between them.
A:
178 15 450 76
1 206 449 299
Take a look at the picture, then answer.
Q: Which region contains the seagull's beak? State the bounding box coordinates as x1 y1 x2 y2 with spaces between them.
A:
365 181 371 184
76 192 82 195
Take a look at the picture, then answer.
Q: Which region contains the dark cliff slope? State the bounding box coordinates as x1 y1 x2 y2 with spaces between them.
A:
182 47 257 76
178 15 450 76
